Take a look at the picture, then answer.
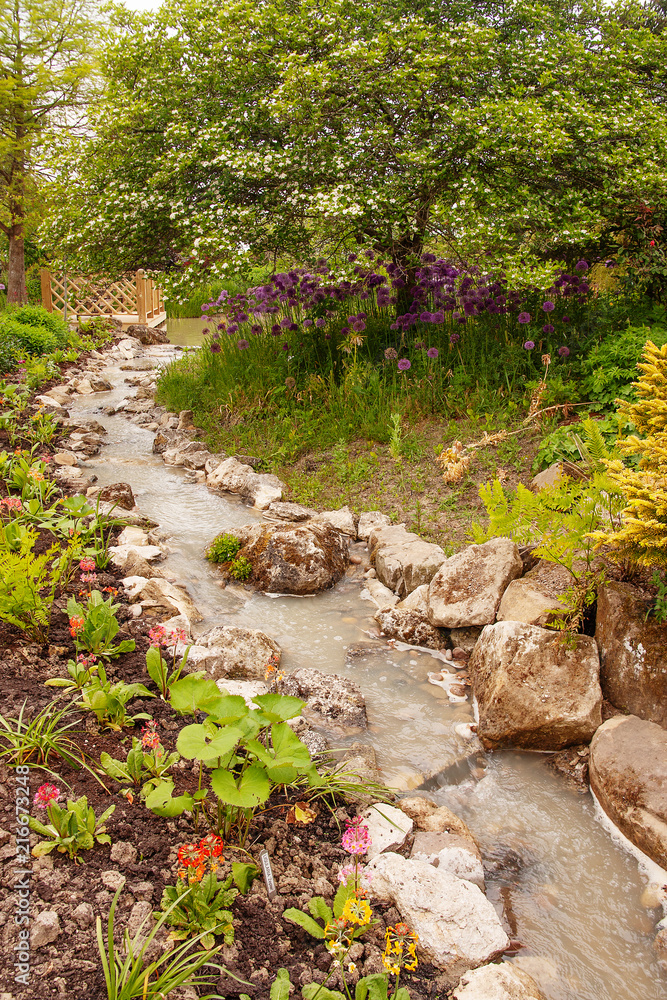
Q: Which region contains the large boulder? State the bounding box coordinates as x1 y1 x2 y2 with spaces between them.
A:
469 621 602 751
206 456 284 509
125 323 168 345
177 625 282 681
277 667 367 731
235 522 349 594
365 852 508 981
428 538 523 628
595 581 667 728
374 608 447 649
368 524 446 597
589 715 667 868
496 560 573 626
453 964 546 1000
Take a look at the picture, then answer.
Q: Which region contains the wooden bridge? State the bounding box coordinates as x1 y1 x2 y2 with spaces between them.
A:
40 269 166 328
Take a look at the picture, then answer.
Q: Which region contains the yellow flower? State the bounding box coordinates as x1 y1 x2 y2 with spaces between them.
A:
341 896 372 926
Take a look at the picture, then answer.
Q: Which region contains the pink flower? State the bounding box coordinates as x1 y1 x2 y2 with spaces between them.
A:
342 818 372 855
80 572 98 584
148 625 167 647
34 784 60 809
79 558 96 572
164 628 187 647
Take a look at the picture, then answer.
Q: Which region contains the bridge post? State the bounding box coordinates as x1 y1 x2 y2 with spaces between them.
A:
136 269 147 325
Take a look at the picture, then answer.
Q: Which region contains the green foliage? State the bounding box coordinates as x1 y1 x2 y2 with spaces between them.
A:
146 643 191 699
97 886 227 1000
0 527 61 641
169 679 316 842
283 882 370 942
388 412 404 463
29 794 115 859
579 324 667 409
100 737 181 798
533 417 624 473
228 555 252 581
205 532 241 564
67 589 136 660
647 571 667 624
45 655 99 693
160 869 237 951
0 700 85 771
78 663 154 731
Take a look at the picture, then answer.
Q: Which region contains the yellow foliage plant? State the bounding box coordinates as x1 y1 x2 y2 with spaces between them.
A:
592 340 667 568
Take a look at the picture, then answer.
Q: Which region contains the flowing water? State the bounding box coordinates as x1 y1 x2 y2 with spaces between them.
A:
66 336 666 1000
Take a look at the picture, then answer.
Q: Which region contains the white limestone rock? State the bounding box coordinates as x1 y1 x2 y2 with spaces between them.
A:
453 963 546 1000
369 524 446 597
428 538 523 628
365 852 508 981
361 803 413 859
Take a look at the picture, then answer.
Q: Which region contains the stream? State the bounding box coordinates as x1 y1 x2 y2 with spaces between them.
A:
64 322 666 1000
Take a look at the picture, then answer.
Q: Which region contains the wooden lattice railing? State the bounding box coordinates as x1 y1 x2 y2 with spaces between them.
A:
40 269 164 325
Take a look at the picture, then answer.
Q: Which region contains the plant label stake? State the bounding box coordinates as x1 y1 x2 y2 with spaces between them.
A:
259 849 277 900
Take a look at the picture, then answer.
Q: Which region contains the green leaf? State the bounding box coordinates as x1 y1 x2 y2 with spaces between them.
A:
205 694 249 724
271 722 312 765
176 723 242 761
333 880 355 919
356 975 390 1000
308 896 332 924
210 764 271 808
144 780 193 817
169 674 223 715
302 985 345 1000
253 693 304 722
282 908 326 940
232 862 259 895
271 969 292 1000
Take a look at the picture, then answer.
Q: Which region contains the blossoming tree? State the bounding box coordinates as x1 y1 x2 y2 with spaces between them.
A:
54 0 667 295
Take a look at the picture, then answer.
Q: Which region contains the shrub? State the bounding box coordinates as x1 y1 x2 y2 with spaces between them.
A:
205 532 241 563
579 323 667 409
229 555 252 581
593 340 667 568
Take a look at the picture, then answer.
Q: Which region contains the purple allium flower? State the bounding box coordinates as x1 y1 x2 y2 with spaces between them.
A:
315 318 326 328
280 317 291 328
325 333 331 340
578 282 590 293
427 347 439 359
542 324 555 334
210 342 221 353
289 323 298 331
271 324 281 334
347 253 357 262
0 284 5 291
390 322 399 330
542 301 555 312
217 323 225 330
237 339 249 350
227 324 238 334
562 315 571 323
384 347 398 360
397 358 411 371
558 346 570 357
282 343 289 351
414 341 425 350
575 260 589 271
420 312 432 322
523 340 535 350
303 319 313 327
450 333 460 344
518 312 531 324
201 304 210 311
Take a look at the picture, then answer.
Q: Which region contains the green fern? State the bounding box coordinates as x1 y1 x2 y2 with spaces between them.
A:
0 529 61 641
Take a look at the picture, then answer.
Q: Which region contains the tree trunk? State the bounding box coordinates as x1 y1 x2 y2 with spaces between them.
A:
8 227 27 304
